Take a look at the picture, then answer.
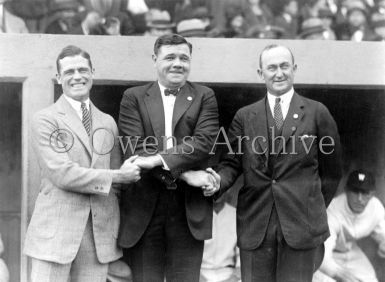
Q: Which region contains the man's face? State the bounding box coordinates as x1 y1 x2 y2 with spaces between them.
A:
348 10 366 28
57 55 93 102
346 190 374 214
258 46 297 96
153 44 191 88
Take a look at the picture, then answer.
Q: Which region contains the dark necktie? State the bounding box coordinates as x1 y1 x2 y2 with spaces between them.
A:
274 97 284 130
164 88 179 96
81 102 91 136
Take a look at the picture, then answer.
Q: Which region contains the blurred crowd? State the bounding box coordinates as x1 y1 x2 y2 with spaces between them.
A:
1 0 385 40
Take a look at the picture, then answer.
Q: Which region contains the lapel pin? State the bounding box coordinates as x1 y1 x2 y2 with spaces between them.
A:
187 96 192 101
291 126 296 131
293 113 299 119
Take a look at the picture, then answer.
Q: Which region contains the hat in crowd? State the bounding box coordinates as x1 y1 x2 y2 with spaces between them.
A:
177 18 207 37
298 17 327 38
346 169 375 193
346 0 368 16
146 9 176 29
246 24 285 39
192 6 212 20
318 8 335 19
107 260 132 282
49 0 81 13
371 12 385 27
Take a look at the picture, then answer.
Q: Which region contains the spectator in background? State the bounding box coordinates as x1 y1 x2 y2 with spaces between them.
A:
371 12 385 40
274 0 299 39
200 177 242 282
299 17 336 39
177 18 207 37
44 2 82 34
0 0 28 33
0 233 9 282
246 24 285 39
144 9 175 36
68 10 103 34
336 0 376 41
318 7 337 38
313 170 385 282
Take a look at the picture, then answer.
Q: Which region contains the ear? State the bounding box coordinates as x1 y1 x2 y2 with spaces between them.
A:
293 64 297 73
56 73 62 84
152 54 157 64
257 69 264 80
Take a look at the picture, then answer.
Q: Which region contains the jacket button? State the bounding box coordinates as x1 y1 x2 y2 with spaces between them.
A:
272 179 276 184
161 176 166 180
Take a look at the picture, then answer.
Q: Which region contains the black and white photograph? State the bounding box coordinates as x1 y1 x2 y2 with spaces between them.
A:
0 0 385 281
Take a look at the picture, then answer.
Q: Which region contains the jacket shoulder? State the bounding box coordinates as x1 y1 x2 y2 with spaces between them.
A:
123 82 154 97
186 81 213 95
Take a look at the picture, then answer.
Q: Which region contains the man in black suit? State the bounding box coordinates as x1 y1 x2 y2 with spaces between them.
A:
118 34 219 282
185 44 342 282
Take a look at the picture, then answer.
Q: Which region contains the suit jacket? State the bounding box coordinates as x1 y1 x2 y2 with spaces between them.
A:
24 95 122 264
118 81 219 247
217 93 342 250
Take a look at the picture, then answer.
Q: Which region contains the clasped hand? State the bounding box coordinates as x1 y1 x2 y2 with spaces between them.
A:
180 168 220 197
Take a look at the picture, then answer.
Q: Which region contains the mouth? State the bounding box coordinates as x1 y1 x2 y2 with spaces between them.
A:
70 82 86 88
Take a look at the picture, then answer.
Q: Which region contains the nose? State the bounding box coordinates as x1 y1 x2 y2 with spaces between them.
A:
357 193 364 203
72 69 82 79
275 67 283 77
172 57 182 68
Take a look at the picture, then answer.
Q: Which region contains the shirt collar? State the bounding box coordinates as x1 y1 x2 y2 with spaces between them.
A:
158 81 181 98
267 88 294 106
63 94 90 112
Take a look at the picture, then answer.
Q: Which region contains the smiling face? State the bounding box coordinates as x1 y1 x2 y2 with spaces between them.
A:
258 46 297 96
153 44 191 89
57 55 93 102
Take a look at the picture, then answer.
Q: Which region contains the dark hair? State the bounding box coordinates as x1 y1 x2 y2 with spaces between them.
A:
259 44 295 68
153 34 193 55
56 45 93 73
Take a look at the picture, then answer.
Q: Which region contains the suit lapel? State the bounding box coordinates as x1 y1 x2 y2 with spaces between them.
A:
144 82 165 139
90 102 107 167
57 95 93 157
252 98 269 160
172 83 195 133
277 92 305 154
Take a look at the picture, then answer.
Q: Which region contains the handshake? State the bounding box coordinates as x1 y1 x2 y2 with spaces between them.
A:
117 155 164 184
115 155 221 196
180 168 221 197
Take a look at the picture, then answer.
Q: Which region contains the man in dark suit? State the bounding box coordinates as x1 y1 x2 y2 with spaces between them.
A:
184 44 342 282
118 34 219 282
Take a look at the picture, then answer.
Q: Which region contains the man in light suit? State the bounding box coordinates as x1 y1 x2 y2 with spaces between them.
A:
24 45 141 282
118 34 219 282
185 44 342 282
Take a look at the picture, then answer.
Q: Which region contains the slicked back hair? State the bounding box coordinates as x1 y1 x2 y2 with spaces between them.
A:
153 34 193 56
259 44 295 69
56 45 93 73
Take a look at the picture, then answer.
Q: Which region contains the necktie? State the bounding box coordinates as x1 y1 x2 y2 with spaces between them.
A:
81 102 91 136
274 97 284 130
164 88 179 96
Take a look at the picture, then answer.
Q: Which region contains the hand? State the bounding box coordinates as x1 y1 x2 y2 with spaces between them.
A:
180 170 215 187
202 167 220 197
334 267 362 282
113 155 141 184
133 155 162 170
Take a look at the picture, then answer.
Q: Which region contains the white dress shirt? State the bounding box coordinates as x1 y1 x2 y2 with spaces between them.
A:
63 94 90 120
267 88 294 121
158 82 177 150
